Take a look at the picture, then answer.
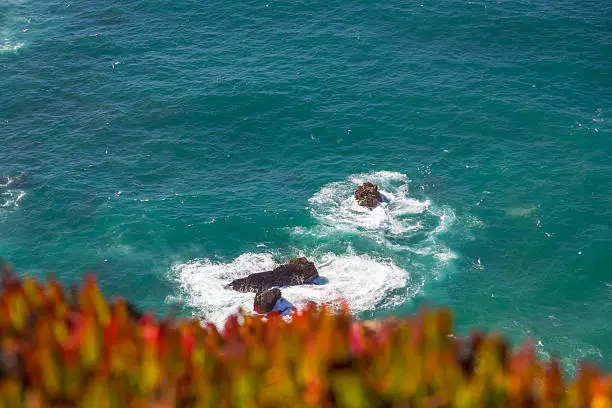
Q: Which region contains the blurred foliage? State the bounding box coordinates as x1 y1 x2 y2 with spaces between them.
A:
0 267 609 407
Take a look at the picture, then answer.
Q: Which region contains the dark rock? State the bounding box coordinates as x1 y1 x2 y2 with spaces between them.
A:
254 288 282 314
354 182 382 209
0 173 26 188
229 258 319 293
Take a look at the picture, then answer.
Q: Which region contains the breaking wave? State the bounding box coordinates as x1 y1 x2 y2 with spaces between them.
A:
307 171 454 238
172 251 414 327
0 190 26 208
0 40 25 53
303 171 458 275
0 175 26 210
171 171 464 324
1 5 28 54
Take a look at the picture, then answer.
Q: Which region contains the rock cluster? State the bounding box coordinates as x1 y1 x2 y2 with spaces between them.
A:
354 182 382 209
228 258 319 293
253 288 282 314
229 180 385 316
228 257 320 316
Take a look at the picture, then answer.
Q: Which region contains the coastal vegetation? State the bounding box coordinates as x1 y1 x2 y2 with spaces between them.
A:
0 264 609 407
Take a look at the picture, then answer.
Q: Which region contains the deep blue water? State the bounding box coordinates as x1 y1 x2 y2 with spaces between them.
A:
1 0 611 374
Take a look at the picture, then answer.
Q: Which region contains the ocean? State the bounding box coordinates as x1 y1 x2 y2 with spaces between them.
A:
1 0 610 374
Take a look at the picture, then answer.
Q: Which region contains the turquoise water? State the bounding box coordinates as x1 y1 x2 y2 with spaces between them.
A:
1 0 610 373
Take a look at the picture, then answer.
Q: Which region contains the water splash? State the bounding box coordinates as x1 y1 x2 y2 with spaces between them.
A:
172 171 462 324
171 251 413 327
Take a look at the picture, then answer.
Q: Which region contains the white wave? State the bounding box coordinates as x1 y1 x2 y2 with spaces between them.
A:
171 171 463 326
1 4 28 54
433 249 457 263
172 253 276 325
309 171 434 235
307 170 459 242
303 171 461 283
0 40 25 53
283 253 412 312
0 175 26 213
347 170 409 185
171 252 412 327
430 206 457 234
0 190 25 208
1 18 26 54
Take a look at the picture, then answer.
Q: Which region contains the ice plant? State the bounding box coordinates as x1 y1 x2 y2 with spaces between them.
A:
0 267 609 407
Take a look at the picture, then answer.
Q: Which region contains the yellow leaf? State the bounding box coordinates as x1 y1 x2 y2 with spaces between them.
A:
8 294 27 332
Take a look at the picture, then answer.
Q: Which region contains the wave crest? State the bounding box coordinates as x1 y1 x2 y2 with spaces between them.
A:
0 175 26 210
0 190 25 208
171 252 413 326
0 40 25 53
307 171 455 247
172 170 464 323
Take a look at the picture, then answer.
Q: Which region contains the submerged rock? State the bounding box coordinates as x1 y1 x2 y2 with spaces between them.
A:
0 173 26 188
254 288 282 314
354 182 382 209
229 257 319 293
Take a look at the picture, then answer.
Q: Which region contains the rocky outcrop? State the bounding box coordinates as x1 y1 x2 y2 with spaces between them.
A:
289 257 309 265
254 288 282 314
354 182 382 209
229 258 319 293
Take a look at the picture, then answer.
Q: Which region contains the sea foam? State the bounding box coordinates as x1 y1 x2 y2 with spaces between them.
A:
305 171 457 263
172 171 459 325
0 175 26 210
171 251 412 327
309 171 434 235
0 41 25 53
0 191 25 208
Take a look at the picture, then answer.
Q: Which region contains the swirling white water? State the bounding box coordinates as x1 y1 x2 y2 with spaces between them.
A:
172 171 462 325
0 175 26 212
302 170 459 276
172 251 413 327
